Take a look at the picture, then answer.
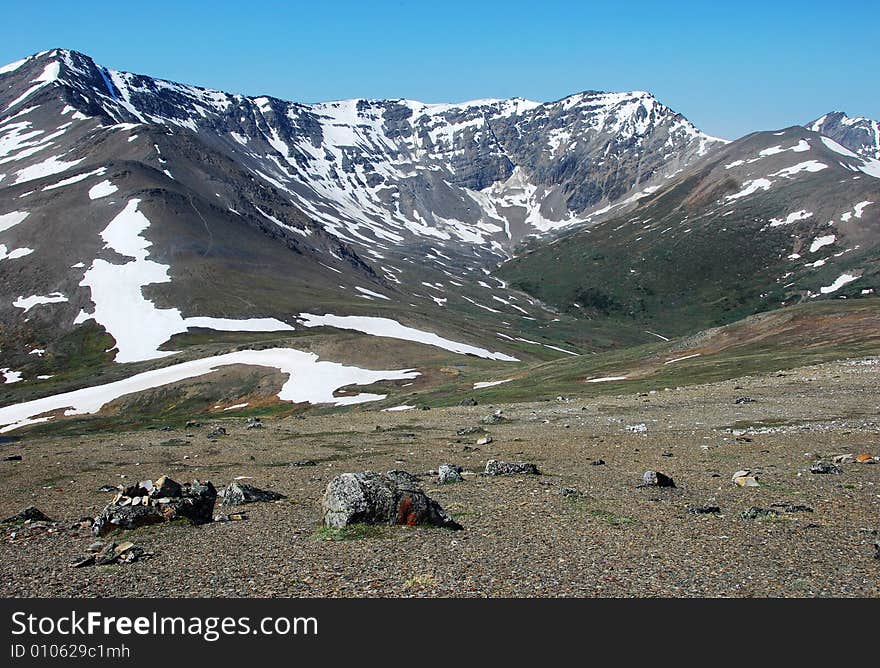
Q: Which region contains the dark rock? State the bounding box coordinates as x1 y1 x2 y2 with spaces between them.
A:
71 555 95 568
246 417 263 429
97 484 119 493
2 454 22 461
734 396 756 404
170 480 217 525
590 459 606 466
456 426 485 436
92 504 164 536
741 507 779 520
208 427 227 438
560 487 581 498
185 421 201 428
154 474 182 498
219 481 285 506
92 478 216 535
641 470 676 488
322 470 461 530
458 398 478 407
688 504 721 514
771 504 813 513
292 459 318 467
810 461 842 475
484 459 540 476
3 506 52 524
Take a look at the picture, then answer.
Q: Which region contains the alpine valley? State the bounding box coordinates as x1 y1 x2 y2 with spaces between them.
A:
0 48 878 432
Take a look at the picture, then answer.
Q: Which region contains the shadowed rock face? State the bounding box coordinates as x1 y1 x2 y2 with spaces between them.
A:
322 471 462 530
808 112 880 160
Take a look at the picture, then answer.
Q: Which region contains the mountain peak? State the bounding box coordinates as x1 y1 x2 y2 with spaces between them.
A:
807 111 880 160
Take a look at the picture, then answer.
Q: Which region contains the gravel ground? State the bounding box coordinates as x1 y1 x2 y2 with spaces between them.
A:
1 357 878 597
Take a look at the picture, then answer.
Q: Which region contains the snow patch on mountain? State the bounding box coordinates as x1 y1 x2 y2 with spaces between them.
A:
297 313 519 361
0 348 420 433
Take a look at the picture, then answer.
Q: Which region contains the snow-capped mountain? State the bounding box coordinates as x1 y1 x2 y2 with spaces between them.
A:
808 111 880 161
1 49 723 252
1 47 878 430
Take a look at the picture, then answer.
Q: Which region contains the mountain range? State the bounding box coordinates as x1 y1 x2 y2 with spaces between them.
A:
0 48 878 431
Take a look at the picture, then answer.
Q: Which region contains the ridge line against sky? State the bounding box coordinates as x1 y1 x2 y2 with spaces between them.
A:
1 0 877 139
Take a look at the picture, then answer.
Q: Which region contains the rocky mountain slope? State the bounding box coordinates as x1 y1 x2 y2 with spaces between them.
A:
808 111 880 160
499 125 880 336
0 48 726 382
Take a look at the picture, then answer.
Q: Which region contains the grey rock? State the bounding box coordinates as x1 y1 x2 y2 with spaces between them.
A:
484 460 540 476
322 471 461 530
482 411 507 425
219 481 285 506
688 504 721 514
641 470 676 488
810 461 842 475
458 398 478 407
741 507 779 520
438 464 463 484
92 478 216 535
91 504 163 536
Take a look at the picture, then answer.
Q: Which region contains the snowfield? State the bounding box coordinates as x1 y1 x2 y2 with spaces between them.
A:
79 199 296 363
297 313 519 361
0 348 420 433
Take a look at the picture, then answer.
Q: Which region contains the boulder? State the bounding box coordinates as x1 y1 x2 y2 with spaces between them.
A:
810 461 842 475
458 398 478 407
732 470 759 487
322 471 462 530
438 464 463 484
3 506 52 524
219 481 285 506
688 504 721 514
641 470 676 488
92 477 216 535
482 410 507 425
484 460 540 476
92 504 164 536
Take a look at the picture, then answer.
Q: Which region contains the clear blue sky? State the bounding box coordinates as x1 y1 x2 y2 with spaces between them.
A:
2 0 877 139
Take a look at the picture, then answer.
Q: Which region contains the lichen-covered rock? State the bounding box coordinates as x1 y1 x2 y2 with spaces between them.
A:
322 471 462 530
484 460 540 476
219 481 285 506
438 464 463 484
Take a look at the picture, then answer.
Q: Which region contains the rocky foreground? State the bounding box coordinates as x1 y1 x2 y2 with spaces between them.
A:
1 357 879 597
